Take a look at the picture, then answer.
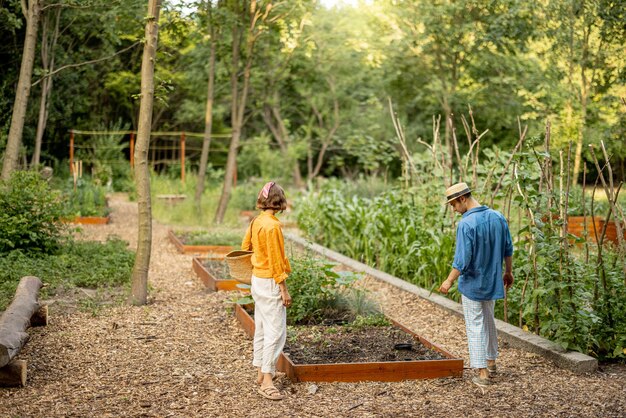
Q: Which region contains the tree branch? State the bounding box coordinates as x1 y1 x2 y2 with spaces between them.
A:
31 41 141 87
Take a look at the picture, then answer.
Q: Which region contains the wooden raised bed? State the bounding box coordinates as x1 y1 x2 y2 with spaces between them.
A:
234 304 463 383
168 230 234 257
599 219 626 244
192 257 241 292
565 216 626 244
68 215 111 225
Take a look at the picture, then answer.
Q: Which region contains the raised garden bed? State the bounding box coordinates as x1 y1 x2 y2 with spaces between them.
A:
234 304 463 382
168 230 236 257
192 257 241 292
67 215 111 225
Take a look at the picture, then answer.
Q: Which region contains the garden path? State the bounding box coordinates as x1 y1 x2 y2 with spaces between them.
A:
1 194 624 417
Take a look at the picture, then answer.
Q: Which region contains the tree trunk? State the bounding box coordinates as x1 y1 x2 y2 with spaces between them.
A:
215 0 260 223
130 0 162 306
31 8 60 168
194 7 217 206
0 276 43 368
1 0 41 179
263 102 304 187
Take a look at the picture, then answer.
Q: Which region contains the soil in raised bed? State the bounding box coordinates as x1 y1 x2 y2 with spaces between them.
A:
284 324 446 364
202 259 230 279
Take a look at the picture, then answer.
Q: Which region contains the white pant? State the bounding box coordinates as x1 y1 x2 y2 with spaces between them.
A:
251 275 286 375
461 295 498 369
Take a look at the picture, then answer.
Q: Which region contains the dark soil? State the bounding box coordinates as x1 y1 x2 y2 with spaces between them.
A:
284 324 446 364
202 259 230 279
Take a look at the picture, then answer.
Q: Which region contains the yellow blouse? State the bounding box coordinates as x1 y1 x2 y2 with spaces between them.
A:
241 211 291 284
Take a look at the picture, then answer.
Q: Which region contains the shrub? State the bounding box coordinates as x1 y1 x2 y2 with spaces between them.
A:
0 170 66 254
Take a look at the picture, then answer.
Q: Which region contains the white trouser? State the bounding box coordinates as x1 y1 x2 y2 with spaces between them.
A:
461 295 498 369
251 275 286 375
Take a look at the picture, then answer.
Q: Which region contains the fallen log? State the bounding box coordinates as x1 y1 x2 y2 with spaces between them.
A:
0 276 44 368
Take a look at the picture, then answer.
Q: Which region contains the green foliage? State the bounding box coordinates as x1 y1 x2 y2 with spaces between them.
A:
297 160 626 360
177 229 243 246
286 255 366 325
0 237 135 310
0 171 66 254
62 178 110 217
349 314 391 328
296 180 457 296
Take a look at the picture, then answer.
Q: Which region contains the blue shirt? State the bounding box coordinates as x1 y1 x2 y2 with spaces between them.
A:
452 206 513 301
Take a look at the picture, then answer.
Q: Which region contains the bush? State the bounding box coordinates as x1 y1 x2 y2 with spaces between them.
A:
0 170 66 254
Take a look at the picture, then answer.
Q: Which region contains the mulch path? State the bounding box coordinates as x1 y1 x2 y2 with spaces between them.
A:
1 194 625 417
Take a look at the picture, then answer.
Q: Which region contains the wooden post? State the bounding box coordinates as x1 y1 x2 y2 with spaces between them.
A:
69 130 74 174
130 132 135 169
180 131 185 183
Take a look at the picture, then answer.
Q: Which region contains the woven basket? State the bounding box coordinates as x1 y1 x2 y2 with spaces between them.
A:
225 250 254 285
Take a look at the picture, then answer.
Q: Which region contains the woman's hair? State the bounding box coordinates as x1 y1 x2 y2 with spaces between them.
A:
256 182 287 211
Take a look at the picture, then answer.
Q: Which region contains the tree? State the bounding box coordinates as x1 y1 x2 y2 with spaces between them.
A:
130 0 162 306
1 0 41 179
195 0 220 206
214 0 269 223
31 7 60 167
546 0 626 183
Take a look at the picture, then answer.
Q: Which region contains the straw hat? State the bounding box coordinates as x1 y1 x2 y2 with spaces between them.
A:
445 182 471 204
225 250 254 284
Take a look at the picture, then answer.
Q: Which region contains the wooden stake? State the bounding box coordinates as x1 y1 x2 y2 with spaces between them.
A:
180 131 186 183
130 132 135 169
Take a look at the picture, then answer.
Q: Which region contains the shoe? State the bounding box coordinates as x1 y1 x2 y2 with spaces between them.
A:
258 386 285 400
471 376 493 387
487 364 497 376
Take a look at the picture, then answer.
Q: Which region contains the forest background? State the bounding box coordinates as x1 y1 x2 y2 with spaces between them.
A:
0 0 624 186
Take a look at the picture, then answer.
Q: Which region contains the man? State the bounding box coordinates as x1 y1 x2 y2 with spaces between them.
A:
439 182 514 387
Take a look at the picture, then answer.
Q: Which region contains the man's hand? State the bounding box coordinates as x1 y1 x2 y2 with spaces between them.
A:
439 278 453 294
503 271 514 289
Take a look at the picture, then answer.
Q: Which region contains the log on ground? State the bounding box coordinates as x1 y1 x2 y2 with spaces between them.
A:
0 276 44 368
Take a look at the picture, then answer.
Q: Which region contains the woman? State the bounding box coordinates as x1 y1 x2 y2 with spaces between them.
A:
241 181 292 401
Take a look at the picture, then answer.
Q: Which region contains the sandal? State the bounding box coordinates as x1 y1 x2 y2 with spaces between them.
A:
471 376 493 387
258 386 285 401
487 364 497 376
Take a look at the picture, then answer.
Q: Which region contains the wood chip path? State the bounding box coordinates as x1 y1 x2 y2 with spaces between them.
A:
1 194 624 417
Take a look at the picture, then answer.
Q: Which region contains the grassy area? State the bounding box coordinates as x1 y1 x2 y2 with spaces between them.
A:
150 175 260 227
0 237 135 311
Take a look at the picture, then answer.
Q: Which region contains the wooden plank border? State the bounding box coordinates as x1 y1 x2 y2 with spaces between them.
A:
168 230 234 257
66 215 111 225
233 304 463 383
192 257 242 292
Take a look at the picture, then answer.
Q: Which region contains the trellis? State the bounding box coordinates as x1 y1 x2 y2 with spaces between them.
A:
68 130 232 182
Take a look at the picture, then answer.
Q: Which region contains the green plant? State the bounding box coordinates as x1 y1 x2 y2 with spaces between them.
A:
0 236 135 310
287 255 366 324
63 177 110 217
349 314 390 328
0 170 67 254
178 229 243 246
